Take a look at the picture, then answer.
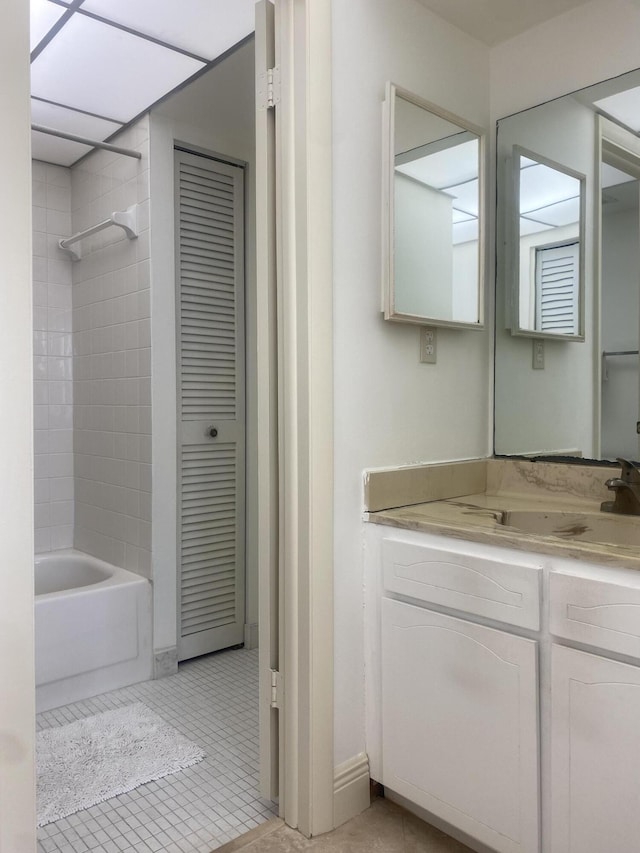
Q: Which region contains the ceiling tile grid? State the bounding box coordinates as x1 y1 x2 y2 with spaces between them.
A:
29 0 256 166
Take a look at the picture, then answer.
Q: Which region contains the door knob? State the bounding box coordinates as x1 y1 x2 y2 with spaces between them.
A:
208 427 218 438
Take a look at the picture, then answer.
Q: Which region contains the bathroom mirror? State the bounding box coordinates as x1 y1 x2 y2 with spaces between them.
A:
495 67 640 461
510 147 585 340
382 82 484 328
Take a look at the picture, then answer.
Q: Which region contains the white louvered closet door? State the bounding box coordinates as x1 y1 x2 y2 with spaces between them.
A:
175 149 245 661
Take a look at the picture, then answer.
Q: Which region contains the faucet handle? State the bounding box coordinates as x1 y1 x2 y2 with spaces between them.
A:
616 457 640 483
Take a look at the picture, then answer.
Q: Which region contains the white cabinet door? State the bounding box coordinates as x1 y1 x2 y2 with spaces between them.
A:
551 644 640 853
381 598 540 853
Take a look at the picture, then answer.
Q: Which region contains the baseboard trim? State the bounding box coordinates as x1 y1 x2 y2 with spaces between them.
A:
153 647 178 679
244 622 259 650
333 752 370 828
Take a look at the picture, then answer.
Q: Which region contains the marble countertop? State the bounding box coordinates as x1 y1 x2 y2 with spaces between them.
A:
367 491 640 571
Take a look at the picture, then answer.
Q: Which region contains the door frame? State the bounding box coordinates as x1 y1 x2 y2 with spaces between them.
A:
268 0 335 837
0 1 37 849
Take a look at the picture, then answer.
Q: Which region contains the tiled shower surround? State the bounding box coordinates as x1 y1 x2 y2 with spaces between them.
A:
71 118 152 576
32 118 152 577
33 161 74 554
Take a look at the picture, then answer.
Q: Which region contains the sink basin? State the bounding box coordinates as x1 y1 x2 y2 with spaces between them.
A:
500 509 640 548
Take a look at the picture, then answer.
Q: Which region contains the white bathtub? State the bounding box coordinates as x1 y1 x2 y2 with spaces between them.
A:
35 550 152 712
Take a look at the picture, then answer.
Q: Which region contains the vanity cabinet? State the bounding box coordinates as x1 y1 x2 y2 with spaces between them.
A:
378 535 542 853
382 598 540 853
369 526 640 853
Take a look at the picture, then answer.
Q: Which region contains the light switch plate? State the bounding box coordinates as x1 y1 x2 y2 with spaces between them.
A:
420 326 437 364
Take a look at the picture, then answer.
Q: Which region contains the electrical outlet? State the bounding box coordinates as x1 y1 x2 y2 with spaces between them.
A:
532 339 545 370
420 326 437 364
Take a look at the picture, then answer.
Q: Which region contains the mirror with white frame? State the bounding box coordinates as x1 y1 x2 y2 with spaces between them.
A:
382 82 484 328
511 147 585 340
495 68 640 461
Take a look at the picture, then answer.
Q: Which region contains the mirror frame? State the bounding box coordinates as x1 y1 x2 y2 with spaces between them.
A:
509 144 586 342
382 81 486 330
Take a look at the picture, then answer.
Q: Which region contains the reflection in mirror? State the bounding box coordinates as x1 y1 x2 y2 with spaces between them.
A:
383 83 484 328
600 137 640 460
512 148 585 339
495 68 640 462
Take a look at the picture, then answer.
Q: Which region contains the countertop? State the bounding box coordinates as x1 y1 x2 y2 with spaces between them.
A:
367 491 640 571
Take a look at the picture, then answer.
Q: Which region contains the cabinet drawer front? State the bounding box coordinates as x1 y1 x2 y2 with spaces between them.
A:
382 538 541 629
381 598 540 853
550 571 640 659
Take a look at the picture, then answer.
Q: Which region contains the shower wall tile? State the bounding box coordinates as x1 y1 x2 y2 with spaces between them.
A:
71 117 152 579
32 160 75 554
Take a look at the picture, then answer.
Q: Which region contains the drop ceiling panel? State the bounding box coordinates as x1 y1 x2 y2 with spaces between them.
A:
30 0 67 51
445 178 479 217
31 131 92 168
519 219 554 237
522 197 580 228
520 163 581 215
453 219 479 244
534 197 581 227
80 0 255 60
594 87 640 133
602 163 636 188
452 209 476 223
396 140 478 188
31 98 123 142
31 14 205 123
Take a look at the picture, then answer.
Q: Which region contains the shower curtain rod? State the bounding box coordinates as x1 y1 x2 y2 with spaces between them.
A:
31 123 142 159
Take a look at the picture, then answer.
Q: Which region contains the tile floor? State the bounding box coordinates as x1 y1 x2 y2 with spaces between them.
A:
217 797 473 853
36 648 277 853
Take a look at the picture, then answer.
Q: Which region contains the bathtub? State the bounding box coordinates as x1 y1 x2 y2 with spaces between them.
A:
35 550 152 712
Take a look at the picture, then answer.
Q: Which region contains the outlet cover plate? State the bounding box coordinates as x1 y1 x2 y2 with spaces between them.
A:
420 326 437 364
532 339 545 370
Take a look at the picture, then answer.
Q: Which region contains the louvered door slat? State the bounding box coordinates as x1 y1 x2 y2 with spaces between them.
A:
535 241 579 335
176 148 245 660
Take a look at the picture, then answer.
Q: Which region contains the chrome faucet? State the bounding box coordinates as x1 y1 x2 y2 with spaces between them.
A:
601 458 640 515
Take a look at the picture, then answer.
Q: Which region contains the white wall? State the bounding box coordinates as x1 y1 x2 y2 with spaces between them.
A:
452 239 480 323
0 1 36 848
149 41 257 661
32 161 74 554
395 175 453 318
331 0 491 766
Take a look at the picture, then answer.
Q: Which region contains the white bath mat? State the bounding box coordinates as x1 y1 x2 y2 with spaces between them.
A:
36 702 205 826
